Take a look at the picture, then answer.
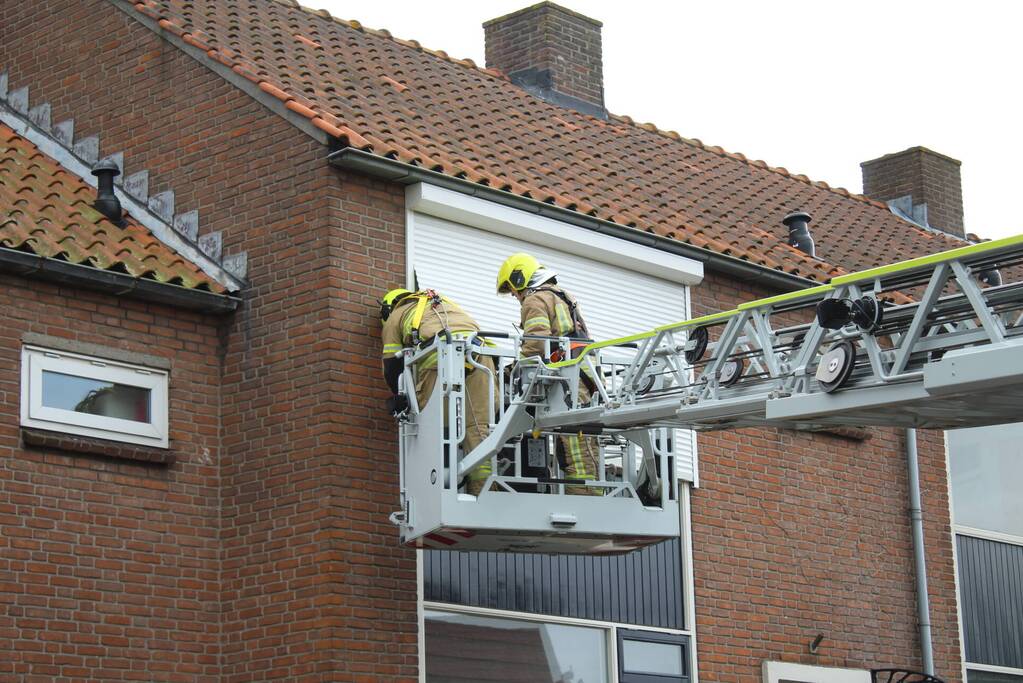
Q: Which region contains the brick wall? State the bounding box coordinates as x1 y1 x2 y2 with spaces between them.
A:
483 2 604 110
1 1 417 680
689 271 962 682
861 147 965 237
0 277 224 680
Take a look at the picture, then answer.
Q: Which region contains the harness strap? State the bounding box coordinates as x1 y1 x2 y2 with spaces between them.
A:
531 285 590 338
408 289 444 345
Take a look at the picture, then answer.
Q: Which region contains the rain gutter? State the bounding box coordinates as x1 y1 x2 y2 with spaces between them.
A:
0 247 240 314
327 147 820 293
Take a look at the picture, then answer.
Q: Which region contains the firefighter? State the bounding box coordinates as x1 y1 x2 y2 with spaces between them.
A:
379 288 496 496
496 254 602 496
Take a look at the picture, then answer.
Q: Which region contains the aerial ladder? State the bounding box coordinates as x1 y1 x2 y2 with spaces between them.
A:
389 234 1023 554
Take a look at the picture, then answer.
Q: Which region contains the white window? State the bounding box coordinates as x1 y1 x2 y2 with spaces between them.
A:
762 662 870 683
20 346 169 448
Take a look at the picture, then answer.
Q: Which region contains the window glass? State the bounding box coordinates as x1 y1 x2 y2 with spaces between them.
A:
622 638 684 675
949 423 1023 537
967 670 1023 683
424 609 608 683
42 371 151 423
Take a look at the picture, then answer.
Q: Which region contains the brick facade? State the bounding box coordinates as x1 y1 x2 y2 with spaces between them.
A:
483 2 605 112
1 1 416 680
861 147 965 237
0 277 224 680
0 1 962 682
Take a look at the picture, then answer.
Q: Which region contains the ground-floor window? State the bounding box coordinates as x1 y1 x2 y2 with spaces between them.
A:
424 605 690 683
954 531 1023 677
966 666 1023 682
618 629 689 682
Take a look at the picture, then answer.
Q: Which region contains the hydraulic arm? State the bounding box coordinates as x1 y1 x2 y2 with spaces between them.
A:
393 233 1023 553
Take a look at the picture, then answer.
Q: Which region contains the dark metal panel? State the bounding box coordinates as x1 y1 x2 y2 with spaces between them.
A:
957 534 1023 669
424 539 684 630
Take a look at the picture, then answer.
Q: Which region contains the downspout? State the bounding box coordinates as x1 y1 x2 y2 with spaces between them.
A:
905 428 935 675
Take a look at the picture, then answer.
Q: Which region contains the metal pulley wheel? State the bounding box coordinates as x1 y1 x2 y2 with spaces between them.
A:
718 358 745 387
815 340 857 393
685 327 709 364
816 295 883 333
636 359 662 396
851 295 883 333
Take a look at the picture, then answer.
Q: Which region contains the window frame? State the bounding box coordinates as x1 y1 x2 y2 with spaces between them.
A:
20 345 169 448
423 606 616 681
617 628 690 683
965 663 1023 681
423 601 693 683
417 484 699 682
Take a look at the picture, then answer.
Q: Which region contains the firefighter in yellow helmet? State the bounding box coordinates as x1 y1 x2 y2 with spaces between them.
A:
379 288 495 496
496 254 602 496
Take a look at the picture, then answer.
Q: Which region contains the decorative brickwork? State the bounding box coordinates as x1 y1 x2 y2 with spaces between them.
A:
862 147 965 237
20 428 177 465
0 122 228 293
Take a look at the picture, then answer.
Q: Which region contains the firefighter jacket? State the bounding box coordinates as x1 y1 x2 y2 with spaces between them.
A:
518 284 589 360
381 293 480 370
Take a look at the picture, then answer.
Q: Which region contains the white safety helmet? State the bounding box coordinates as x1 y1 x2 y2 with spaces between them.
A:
527 267 557 289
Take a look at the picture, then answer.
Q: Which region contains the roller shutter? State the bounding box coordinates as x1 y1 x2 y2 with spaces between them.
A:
411 211 698 484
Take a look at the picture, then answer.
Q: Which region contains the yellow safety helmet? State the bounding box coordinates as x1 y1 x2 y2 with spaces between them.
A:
496 252 541 294
380 288 413 322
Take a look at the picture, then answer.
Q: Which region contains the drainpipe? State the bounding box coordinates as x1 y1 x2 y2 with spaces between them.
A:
905 428 935 675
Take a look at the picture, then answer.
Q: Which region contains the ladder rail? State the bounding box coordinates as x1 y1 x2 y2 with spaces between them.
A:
533 235 1023 433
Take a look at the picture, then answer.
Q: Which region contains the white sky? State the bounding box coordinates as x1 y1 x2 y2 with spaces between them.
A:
316 1 1022 240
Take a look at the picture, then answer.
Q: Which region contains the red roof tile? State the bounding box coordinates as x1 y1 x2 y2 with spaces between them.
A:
0 124 226 293
127 0 974 282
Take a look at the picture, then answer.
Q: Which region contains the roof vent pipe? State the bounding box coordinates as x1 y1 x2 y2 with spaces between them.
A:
783 211 815 258
91 158 124 226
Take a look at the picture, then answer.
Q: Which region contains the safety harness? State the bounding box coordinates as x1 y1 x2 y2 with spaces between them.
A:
403 290 486 371
408 289 445 346
528 286 598 393
530 285 590 339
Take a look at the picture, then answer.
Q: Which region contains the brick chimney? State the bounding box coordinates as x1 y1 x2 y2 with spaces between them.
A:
483 2 606 118
861 147 965 237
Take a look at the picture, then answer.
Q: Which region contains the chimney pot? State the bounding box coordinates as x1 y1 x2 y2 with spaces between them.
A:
91 158 124 226
483 2 606 118
782 211 815 258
